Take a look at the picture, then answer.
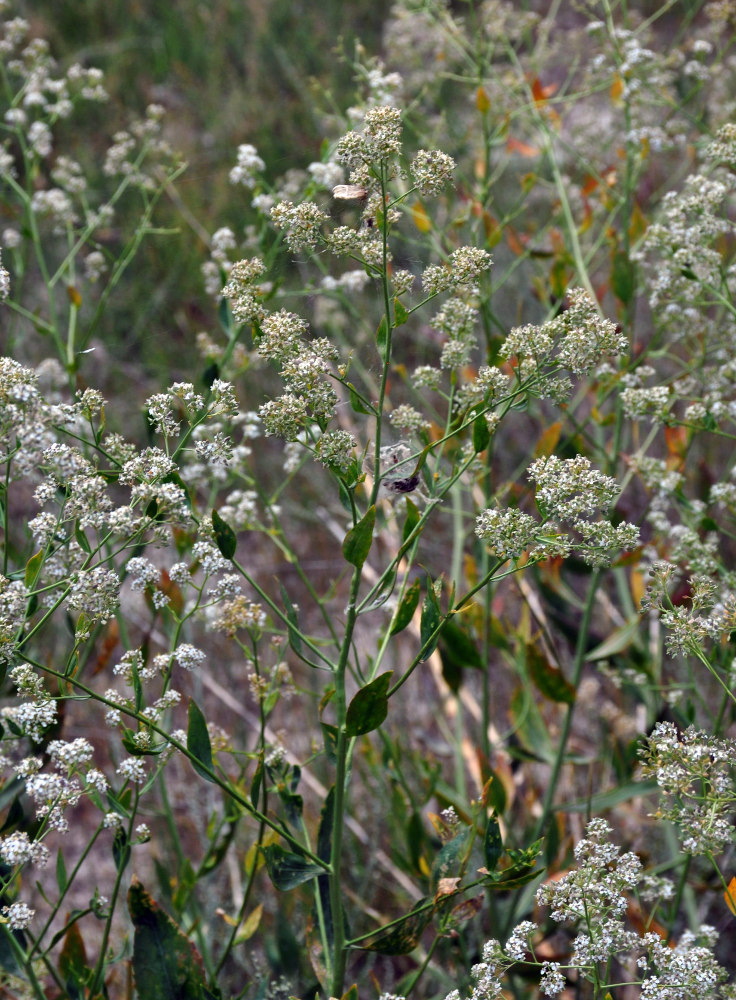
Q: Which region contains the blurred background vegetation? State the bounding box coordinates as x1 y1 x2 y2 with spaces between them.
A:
25 0 391 377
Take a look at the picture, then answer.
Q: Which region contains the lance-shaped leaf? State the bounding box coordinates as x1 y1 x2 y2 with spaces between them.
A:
484 814 503 872
342 505 376 569
128 879 214 1000
376 316 389 361
211 507 236 559
439 618 484 692
473 412 490 453
390 579 421 636
316 787 335 950
526 644 575 705
420 587 441 661
401 497 421 546
345 671 393 737
187 699 215 782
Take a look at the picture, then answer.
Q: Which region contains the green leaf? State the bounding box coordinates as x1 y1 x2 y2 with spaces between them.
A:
376 316 389 361
58 919 88 990
345 671 393 737
484 865 545 891
390 579 421 636
483 768 507 815
342 505 375 569
187 700 215 782
128 879 214 1000
347 382 374 415
420 588 441 661
561 779 658 813
394 298 409 326
56 848 67 893
483 815 503 872
24 549 43 588
321 722 338 762
211 508 236 560
250 760 263 807
277 786 303 826
361 897 433 955
280 582 302 655
201 361 219 388
74 521 91 555
509 687 554 763
262 845 324 890
401 498 420 546
611 249 634 305
585 618 641 661
431 830 468 892
0 925 23 977
439 618 483 670
112 827 130 874
317 787 335 950
526 644 575 705
473 412 490 453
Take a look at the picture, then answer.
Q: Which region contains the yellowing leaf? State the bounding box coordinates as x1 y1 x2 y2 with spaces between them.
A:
410 200 432 233
235 903 263 943
625 202 647 244
610 74 624 104
67 285 82 308
630 568 646 609
476 86 490 113
483 212 502 247
244 829 278 876
534 421 562 457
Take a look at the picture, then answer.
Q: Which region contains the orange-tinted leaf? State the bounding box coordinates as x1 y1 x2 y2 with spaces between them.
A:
476 86 490 113
531 76 557 103
581 174 599 197
410 201 432 233
725 876 736 916
534 421 562 458
630 568 646 609
93 619 120 676
505 227 525 256
610 74 624 103
629 202 649 241
67 285 82 308
483 212 503 247
664 425 688 461
158 569 184 616
507 135 539 157
579 199 593 233
59 918 88 983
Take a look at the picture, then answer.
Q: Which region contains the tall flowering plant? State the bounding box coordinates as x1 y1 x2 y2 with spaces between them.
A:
1 1 736 998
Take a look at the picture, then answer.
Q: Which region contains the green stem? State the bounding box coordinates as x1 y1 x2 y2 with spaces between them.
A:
328 568 361 997
532 568 602 843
